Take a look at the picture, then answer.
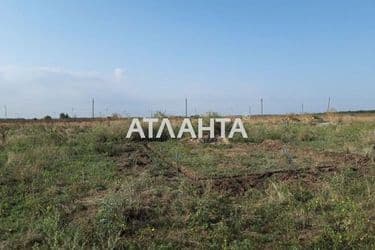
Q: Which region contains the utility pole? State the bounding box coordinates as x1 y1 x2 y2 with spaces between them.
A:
4 105 7 118
91 98 95 118
327 97 331 112
185 98 188 117
248 106 251 117
260 98 264 115
301 104 304 114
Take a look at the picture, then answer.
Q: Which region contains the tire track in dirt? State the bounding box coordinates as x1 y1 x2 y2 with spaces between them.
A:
144 142 372 194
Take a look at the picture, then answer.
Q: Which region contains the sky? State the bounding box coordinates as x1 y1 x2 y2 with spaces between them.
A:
0 0 374 118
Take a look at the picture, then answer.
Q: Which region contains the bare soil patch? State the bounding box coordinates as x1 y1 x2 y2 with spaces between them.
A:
116 143 152 171
148 140 372 195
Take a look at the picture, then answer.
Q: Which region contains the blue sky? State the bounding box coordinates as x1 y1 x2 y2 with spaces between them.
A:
0 0 374 118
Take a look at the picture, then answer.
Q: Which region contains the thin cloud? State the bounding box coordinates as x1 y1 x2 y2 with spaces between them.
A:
0 66 133 118
113 68 125 81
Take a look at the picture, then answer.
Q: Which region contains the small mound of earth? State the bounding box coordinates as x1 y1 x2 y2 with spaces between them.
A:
322 151 370 168
282 115 301 123
189 136 230 144
199 136 218 144
117 144 152 171
260 139 284 151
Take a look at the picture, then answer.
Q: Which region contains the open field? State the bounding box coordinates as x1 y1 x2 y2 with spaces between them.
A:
0 113 375 249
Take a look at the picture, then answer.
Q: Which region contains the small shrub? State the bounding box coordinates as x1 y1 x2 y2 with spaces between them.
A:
297 128 316 142
59 113 70 119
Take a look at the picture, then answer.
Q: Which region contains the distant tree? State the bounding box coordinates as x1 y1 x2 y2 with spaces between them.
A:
59 113 70 119
204 111 221 118
43 115 52 120
153 111 167 118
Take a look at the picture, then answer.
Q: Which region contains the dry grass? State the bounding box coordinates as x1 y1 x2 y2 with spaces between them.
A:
0 114 374 248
